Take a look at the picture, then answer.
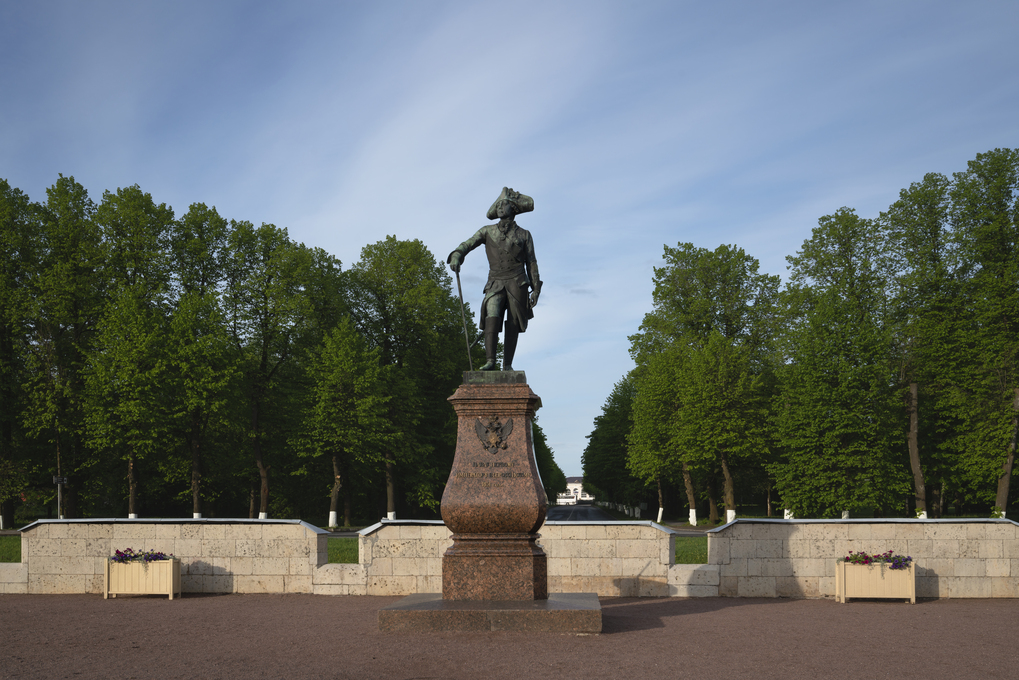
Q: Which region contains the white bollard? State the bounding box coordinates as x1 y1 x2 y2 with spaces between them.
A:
689 509 697 527
387 511 396 520
258 512 267 519
193 513 202 519
657 507 664 523
128 513 137 519
726 509 736 523
328 511 338 528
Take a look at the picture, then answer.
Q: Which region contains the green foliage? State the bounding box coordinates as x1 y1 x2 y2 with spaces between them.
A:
582 375 643 503
532 419 567 503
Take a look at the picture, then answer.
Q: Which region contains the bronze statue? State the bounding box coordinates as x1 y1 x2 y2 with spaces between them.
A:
448 187 542 371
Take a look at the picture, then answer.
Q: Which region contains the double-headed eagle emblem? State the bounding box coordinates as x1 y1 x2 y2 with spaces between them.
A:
475 416 513 454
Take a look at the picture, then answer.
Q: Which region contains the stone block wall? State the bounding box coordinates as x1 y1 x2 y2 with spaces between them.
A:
309 520 720 597
707 519 1019 599
14 519 326 595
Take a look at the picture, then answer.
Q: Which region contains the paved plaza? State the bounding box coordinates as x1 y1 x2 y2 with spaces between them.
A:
2 594 1016 679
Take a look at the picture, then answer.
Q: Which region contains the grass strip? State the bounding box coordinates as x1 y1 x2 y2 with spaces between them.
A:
328 537 358 564
0 535 21 563
675 536 707 564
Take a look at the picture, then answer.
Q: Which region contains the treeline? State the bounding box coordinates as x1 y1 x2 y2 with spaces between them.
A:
0 175 566 528
583 149 1019 520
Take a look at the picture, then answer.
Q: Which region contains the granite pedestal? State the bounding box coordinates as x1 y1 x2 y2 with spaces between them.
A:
379 371 601 633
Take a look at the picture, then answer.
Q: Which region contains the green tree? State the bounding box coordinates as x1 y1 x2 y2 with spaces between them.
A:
224 221 313 518
298 317 391 528
772 209 909 517
882 172 961 516
345 236 468 518
83 288 168 517
582 375 643 506
164 203 235 517
629 243 779 520
950 148 1019 515
21 176 104 518
0 180 37 527
532 418 567 506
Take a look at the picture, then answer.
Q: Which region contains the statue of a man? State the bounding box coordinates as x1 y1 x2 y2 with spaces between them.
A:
448 187 542 371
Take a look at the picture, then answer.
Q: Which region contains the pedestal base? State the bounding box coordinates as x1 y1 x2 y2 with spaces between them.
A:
443 533 547 600
378 593 601 633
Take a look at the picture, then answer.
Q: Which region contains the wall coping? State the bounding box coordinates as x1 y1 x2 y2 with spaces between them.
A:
706 517 1019 533
358 518 679 537
19 518 328 534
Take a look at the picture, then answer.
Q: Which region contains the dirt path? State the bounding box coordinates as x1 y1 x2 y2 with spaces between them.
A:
2 594 1016 679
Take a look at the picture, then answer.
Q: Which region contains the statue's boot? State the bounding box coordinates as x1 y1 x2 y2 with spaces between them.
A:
478 316 501 371
503 319 519 371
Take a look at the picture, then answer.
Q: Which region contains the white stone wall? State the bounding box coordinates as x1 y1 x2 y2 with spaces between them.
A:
708 519 1019 599
309 520 719 597
15 519 325 595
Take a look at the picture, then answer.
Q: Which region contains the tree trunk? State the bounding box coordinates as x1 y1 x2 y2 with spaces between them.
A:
681 462 697 512
329 454 343 528
248 483 257 519
719 450 736 519
656 476 665 522
907 381 927 515
766 482 772 517
127 450 137 517
707 476 719 524
385 457 396 519
994 387 1019 515
190 412 202 517
343 486 353 528
930 483 942 519
251 396 269 518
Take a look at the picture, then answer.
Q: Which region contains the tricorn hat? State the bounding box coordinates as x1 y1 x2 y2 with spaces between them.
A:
486 187 534 220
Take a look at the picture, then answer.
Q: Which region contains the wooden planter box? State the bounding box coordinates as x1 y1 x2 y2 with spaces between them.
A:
104 559 181 600
836 561 915 604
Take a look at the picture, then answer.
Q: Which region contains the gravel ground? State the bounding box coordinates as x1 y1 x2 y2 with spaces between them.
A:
2 594 1016 679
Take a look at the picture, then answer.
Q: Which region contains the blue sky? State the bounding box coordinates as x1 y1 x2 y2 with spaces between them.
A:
2 1 1017 477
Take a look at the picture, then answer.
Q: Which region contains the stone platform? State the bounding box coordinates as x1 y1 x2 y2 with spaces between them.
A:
378 592 602 633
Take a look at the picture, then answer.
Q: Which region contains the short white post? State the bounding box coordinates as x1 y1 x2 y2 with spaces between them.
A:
657 507 664 523
258 512 267 519
328 511 338 528
193 513 202 519
726 509 736 523
387 511 396 520
689 509 697 526
128 513 137 519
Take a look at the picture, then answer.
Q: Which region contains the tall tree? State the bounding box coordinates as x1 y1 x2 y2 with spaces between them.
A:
629 243 779 519
345 236 467 518
298 317 391 528
224 221 313 518
950 148 1019 515
0 180 37 528
83 288 167 517
883 172 960 516
772 208 909 517
532 418 567 507
165 203 234 517
582 375 643 505
21 176 104 518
